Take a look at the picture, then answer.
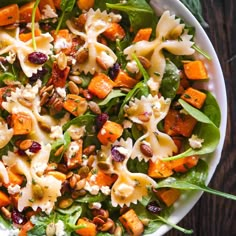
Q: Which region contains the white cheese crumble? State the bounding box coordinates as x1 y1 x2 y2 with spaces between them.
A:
67 125 85 140
65 141 80 159
50 126 64 140
0 223 19 236
6 51 16 64
99 51 115 68
55 220 66 236
116 183 134 198
54 38 72 51
8 184 21 195
101 186 111 195
147 77 160 92
126 60 139 74
189 135 204 149
84 182 100 195
56 87 67 98
41 4 58 20
122 119 132 129
89 202 102 209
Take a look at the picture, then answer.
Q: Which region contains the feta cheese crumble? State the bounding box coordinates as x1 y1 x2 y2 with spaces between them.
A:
189 135 204 149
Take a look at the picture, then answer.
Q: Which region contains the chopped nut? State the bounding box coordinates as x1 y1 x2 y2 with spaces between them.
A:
83 145 96 156
19 139 33 150
68 81 80 94
75 178 86 190
76 48 89 64
140 143 153 157
96 56 108 70
137 56 151 69
69 75 83 85
58 198 73 209
88 101 101 114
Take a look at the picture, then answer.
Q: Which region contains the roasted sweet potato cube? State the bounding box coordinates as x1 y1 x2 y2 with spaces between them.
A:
19 2 41 23
155 188 181 207
119 209 144 236
12 113 32 135
148 159 173 178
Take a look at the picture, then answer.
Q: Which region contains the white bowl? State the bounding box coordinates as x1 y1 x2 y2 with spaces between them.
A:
148 0 227 235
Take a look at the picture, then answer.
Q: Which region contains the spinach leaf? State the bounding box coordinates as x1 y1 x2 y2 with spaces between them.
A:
55 0 76 33
63 114 95 131
49 131 71 163
98 90 125 106
94 0 117 11
180 0 208 28
0 72 16 86
118 54 149 120
156 160 236 201
160 60 180 100
75 192 107 203
127 158 149 174
106 0 154 33
164 99 220 161
201 90 221 127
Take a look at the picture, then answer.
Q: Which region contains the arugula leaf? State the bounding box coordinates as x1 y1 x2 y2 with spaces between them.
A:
192 44 212 60
0 72 16 86
180 0 208 28
156 160 236 201
164 99 220 161
55 0 76 33
49 131 71 163
0 0 31 7
106 0 154 33
160 59 180 100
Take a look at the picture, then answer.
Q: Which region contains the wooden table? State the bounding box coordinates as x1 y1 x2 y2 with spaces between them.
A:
167 1 236 235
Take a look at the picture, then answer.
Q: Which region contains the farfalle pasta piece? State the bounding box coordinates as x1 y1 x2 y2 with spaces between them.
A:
124 11 195 93
0 28 53 77
0 161 9 185
2 82 57 144
66 9 118 74
2 144 62 214
0 118 13 149
125 95 177 162
100 138 157 207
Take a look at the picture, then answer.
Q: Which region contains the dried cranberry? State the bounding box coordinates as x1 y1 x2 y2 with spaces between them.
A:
111 145 126 162
17 149 26 156
29 67 48 83
11 209 27 225
29 141 41 153
28 52 48 64
96 113 109 130
109 62 120 79
146 201 162 214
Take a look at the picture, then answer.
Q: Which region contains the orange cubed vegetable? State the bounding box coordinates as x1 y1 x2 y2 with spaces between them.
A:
77 0 95 10
114 70 138 89
47 171 67 181
20 1 41 23
133 28 152 43
19 29 41 42
97 120 123 145
53 0 61 9
184 60 208 80
155 188 181 207
12 113 32 135
64 140 83 169
170 155 199 173
103 23 126 41
0 4 19 27
18 221 34 236
75 218 97 236
49 62 70 88
164 109 197 137
88 73 115 99
39 0 56 12
0 191 10 208
63 94 88 116
181 87 207 109
92 170 117 187
119 209 144 236
5 168 24 187
148 159 173 178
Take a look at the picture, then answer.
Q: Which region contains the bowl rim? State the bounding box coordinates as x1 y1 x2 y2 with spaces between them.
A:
148 0 227 235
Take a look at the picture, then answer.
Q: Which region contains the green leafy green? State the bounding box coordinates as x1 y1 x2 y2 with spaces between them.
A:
63 114 95 131
49 131 71 163
127 158 149 174
164 99 220 161
98 90 125 106
180 0 208 28
106 0 154 33
156 160 236 201
31 0 40 51
192 44 212 60
0 72 16 86
0 0 31 7
75 192 108 203
160 60 180 100
55 0 76 33
201 91 221 127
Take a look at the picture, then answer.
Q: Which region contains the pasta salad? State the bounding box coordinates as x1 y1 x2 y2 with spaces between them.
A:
0 0 234 235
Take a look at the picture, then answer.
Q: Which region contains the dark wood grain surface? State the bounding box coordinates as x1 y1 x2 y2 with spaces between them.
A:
167 1 236 235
